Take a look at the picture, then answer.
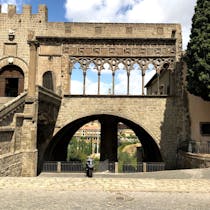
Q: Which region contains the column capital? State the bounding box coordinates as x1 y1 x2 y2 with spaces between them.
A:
27 40 40 49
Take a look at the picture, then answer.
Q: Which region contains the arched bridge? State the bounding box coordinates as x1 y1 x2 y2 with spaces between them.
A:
0 9 187 176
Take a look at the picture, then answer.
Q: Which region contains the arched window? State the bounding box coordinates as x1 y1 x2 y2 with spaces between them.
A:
130 63 142 95
144 63 156 95
42 71 54 91
115 63 127 95
70 62 83 94
86 62 98 95
0 65 24 97
100 63 112 95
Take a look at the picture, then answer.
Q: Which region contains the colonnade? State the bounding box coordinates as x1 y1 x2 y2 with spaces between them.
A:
69 57 174 95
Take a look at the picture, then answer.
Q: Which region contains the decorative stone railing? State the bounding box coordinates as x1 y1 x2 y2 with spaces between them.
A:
0 92 27 126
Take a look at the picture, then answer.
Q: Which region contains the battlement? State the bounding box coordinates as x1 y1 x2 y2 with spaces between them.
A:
0 4 48 21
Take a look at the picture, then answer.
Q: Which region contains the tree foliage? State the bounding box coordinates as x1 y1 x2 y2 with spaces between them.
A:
67 137 92 162
185 0 210 100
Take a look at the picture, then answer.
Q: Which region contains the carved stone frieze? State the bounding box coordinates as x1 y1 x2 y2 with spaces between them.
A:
63 44 176 58
36 37 176 58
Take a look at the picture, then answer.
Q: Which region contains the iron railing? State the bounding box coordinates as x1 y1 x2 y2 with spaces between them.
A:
61 161 85 172
120 163 143 173
42 161 165 173
146 162 165 172
179 140 210 154
42 161 57 172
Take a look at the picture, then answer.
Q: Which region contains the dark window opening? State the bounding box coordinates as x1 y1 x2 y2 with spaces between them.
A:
200 123 210 136
167 86 170 95
43 71 54 91
5 78 19 97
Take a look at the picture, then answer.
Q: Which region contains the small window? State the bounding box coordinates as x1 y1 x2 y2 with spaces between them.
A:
200 123 210 136
5 78 19 97
43 71 54 91
171 30 176 38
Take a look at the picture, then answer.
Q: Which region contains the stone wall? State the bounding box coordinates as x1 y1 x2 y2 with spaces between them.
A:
0 4 188 175
0 152 22 176
178 151 210 169
54 96 181 169
0 128 14 155
36 86 61 173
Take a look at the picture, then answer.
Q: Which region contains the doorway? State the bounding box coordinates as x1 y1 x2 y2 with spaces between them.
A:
0 65 24 97
5 78 19 97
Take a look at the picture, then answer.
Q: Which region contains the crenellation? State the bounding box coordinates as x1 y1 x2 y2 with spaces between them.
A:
38 4 48 22
22 5 32 15
8 5 16 18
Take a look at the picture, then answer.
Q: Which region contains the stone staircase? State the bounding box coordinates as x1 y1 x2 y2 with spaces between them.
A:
0 92 28 176
0 97 14 109
0 92 27 126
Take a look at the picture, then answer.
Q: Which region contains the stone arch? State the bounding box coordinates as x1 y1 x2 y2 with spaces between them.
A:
42 70 55 91
0 56 29 90
41 114 163 173
0 64 24 97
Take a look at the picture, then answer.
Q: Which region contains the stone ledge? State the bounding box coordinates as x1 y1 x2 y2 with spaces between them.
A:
63 94 170 98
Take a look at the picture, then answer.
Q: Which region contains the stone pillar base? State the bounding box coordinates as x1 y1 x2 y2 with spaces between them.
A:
21 150 38 176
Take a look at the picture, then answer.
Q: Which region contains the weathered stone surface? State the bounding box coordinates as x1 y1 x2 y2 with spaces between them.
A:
0 5 189 176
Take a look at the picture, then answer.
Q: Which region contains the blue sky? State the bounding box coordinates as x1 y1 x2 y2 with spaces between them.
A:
31 0 67 22
1 0 196 49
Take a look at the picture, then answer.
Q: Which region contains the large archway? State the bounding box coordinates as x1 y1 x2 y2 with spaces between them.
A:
0 65 24 97
41 114 162 173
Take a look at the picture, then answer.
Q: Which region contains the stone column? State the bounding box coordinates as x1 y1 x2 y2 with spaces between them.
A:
27 40 39 99
69 71 72 95
127 71 130 95
20 40 39 176
137 146 144 162
99 117 118 162
157 72 160 95
112 71 115 95
83 71 86 95
142 71 145 95
98 71 101 95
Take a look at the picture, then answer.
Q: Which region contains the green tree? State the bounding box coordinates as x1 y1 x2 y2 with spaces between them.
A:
67 137 92 162
185 0 210 100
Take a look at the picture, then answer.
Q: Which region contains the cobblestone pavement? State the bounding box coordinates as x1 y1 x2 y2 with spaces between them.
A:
0 168 210 209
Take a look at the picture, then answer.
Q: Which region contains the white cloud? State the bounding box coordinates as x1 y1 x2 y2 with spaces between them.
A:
86 77 98 94
100 81 112 95
0 0 26 12
115 70 127 95
130 69 142 95
1 0 17 12
65 0 196 49
71 80 83 94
